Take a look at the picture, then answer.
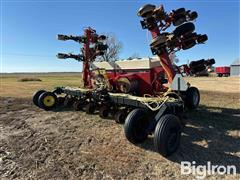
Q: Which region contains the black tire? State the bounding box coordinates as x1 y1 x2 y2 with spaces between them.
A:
32 90 46 107
124 109 150 144
99 106 109 118
154 114 182 157
185 87 200 110
173 15 186 26
189 59 205 69
73 101 82 111
173 22 195 37
172 8 186 26
206 58 215 66
38 92 57 110
189 11 198 21
174 8 185 14
63 96 74 107
197 34 208 43
57 97 65 106
114 110 127 124
85 103 95 114
182 39 196 50
191 65 206 73
137 4 156 17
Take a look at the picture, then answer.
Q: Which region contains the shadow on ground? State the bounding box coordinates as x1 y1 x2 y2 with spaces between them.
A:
139 105 240 173
30 94 240 173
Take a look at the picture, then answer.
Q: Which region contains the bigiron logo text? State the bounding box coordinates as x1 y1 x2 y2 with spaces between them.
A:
181 161 236 179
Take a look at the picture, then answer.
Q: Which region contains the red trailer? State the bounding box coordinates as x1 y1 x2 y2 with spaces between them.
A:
215 66 230 77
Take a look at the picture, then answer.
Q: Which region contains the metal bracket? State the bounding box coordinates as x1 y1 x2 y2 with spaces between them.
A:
146 103 168 134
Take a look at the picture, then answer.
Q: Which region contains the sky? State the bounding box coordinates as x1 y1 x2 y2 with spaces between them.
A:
1 0 239 72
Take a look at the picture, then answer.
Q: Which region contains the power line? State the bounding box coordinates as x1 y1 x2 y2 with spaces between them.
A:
2 53 55 58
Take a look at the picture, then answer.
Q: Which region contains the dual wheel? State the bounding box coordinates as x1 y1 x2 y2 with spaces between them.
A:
32 90 57 110
124 109 182 157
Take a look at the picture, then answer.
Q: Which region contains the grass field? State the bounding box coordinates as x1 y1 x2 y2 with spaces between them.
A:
0 73 240 179
1 72 240 96
0 73 82 97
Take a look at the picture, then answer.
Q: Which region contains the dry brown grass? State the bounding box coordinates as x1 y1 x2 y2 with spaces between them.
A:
0 73 82 97
0 73 239 179
1 73 239 97
184 76 240 93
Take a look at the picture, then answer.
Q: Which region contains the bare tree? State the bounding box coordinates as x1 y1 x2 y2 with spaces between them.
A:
127 52 140 60
98 33 122 62
169 52 179 64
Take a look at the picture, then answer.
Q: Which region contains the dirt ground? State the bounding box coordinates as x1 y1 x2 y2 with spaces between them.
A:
0 75 240 179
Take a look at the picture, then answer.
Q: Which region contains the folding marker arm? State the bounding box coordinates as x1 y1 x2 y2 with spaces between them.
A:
57 53 84 61
57 34 86 43
137 4 208 83
57 27 108 88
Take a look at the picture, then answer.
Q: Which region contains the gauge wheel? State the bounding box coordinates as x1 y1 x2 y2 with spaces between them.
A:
32 90 46 107
99 106 110 118
114 110 127 124
38 91 57 111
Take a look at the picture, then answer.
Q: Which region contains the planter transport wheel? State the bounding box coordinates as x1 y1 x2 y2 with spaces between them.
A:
33 90 46 107
154 114 182 157
124 109 150 144
114 110 127 124
185 86 200 110
99 106 110 118
38 92 57 111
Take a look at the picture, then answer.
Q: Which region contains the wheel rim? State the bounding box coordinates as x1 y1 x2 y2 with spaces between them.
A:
43 95 55 107
192 90 199 106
